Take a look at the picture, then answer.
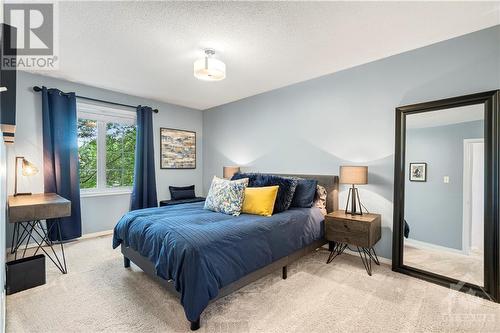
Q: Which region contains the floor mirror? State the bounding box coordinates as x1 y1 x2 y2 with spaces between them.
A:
392 90 500 301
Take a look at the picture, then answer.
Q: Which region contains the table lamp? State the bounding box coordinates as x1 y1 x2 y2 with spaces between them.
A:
223 166 240 179
14 156 38 196
340 166 368 215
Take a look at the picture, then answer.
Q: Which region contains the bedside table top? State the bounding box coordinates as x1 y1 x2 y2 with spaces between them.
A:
326 210 381 223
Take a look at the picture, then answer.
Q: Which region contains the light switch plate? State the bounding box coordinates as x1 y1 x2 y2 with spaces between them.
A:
444 176 450 183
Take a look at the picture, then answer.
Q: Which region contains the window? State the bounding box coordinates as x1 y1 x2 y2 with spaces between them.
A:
78 118 98 189
77 102 136 195
106 123 136 187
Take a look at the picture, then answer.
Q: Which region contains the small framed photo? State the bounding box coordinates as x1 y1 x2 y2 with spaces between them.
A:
409 163 427 182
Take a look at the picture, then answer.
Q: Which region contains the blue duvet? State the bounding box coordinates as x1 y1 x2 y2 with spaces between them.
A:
113 202 324 322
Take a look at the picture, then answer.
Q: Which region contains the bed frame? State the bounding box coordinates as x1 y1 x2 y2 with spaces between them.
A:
120 174 339 330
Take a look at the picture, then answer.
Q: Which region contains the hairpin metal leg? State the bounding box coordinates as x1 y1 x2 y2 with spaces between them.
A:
10 223 18 254
357 246 373 276
11 220 68 274
367 247 380 266
56 222 68 273
20 221 37 259
12 222 30 256
327 242 348 264
18 220 68 274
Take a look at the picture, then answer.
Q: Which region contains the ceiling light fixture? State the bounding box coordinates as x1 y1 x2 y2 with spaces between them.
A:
193 49 226 81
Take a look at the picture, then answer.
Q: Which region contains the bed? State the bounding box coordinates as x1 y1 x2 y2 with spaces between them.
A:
113 174 338 330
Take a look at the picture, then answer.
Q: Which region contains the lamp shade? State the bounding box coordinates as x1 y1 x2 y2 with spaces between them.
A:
339 166 368 185
194 49 226 81
21 158 38 176
223 166 240 179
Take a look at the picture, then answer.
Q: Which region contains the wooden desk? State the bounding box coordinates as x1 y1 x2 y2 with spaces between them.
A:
8 193 71 274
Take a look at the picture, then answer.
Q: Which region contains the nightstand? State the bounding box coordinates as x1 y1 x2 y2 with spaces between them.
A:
325 210 381 275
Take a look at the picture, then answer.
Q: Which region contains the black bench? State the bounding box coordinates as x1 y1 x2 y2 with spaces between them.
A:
159 197 205 207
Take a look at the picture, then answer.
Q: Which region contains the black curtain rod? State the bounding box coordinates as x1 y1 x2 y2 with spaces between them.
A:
32 86 159 113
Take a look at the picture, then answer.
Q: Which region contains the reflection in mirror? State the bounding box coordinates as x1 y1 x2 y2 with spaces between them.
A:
403 103 484 286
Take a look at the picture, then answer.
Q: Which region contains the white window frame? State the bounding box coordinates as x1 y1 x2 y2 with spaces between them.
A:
77 102 136 197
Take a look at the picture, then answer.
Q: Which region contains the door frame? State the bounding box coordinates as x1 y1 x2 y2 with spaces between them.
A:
463 138 484 256
392 90 500 302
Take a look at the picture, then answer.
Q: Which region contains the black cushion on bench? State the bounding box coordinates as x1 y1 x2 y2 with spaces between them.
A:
169 185 196 200
159 197 206 207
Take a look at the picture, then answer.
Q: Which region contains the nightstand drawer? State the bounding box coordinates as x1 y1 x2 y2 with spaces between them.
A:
324 211 381 248
326 219 367 234
325 222 370 247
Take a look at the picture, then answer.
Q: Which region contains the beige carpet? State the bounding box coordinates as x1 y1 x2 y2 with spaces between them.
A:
404 244 484 286
6 235 500 333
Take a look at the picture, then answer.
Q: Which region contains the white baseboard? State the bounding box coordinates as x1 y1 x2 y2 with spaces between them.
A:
405 238 465 255
79 229 114 239
343 248 392 265
7 229 114 253
321 244 392 265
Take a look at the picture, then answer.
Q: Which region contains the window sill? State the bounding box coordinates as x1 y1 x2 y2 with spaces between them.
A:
80 189 132 198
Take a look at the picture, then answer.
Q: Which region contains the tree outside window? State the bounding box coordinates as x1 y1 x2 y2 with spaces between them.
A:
77 104 136 192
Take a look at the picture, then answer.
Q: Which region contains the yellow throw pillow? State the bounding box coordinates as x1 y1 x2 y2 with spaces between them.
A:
242 186 279 216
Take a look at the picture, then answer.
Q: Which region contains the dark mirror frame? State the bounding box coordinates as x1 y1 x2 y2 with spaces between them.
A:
392 90 500 302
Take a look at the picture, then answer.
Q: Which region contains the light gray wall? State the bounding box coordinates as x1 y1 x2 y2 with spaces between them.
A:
203 25 500 259
0 142 6 329
405 120 484 250
6 71 203 245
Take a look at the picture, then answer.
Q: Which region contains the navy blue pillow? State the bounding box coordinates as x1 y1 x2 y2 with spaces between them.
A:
169 185 196 200
291 179 318 208
253 174 298 213
231 172 259 186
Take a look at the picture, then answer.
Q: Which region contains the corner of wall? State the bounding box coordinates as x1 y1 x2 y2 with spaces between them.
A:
0 141 7 333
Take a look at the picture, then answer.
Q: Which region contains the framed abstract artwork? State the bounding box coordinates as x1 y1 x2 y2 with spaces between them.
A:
409 162 427 182
160 128 196 169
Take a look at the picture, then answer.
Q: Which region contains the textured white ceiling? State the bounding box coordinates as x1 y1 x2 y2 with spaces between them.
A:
34 1 500 110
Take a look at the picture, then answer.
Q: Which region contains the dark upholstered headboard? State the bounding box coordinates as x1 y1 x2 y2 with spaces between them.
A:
275 174 339 213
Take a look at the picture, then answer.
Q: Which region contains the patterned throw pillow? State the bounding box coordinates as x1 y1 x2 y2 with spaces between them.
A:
314 184 328 215
204 176 249 216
